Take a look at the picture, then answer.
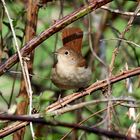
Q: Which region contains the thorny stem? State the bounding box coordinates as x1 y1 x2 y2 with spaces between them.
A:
0 0 112 76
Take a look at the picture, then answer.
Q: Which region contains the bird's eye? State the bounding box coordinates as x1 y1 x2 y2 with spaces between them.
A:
64 51 69 55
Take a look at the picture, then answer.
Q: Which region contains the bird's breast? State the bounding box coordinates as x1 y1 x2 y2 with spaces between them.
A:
51 63 91 89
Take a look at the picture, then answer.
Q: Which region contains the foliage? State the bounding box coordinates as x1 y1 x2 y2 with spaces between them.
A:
0 0 140 140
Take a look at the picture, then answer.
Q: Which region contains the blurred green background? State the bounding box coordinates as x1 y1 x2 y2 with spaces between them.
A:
0 0 140 139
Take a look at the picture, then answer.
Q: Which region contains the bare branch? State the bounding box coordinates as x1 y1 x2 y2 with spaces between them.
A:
0 0 112 76
0 114 136 140
46 67 140 112
101 6 140 16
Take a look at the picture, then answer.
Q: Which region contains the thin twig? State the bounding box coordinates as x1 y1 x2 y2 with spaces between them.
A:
61 102 122 140
126 63 137 138
1 0 34 138
101 6 140 16
117 2 140 48
0 91 9 106
0 0 112 76
7 70 50 80
101 38 140 48
45 98 136 116
108 2 140 75
1 0 29 96
86 1 107 67
8 64 18 109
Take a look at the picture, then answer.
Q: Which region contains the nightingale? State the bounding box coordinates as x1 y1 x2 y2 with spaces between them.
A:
51 27 92 90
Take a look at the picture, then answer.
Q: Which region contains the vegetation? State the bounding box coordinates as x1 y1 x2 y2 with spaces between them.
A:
0 0 140 140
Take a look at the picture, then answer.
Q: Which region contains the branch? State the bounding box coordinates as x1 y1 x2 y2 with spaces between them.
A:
46 67 140 112
45 98 138 116
101 6 140 16
0 121 29 138
0 0 112 76
0 114 136 140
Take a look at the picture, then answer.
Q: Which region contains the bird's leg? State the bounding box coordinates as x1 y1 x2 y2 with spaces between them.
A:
57 90 65 108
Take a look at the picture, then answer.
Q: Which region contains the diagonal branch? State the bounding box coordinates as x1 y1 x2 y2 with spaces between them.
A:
0 0 112 76
46 66 140 112
0 67 140 138
0 114 136 140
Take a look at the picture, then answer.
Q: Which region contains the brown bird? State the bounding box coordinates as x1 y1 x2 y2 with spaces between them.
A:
51 27 91 90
